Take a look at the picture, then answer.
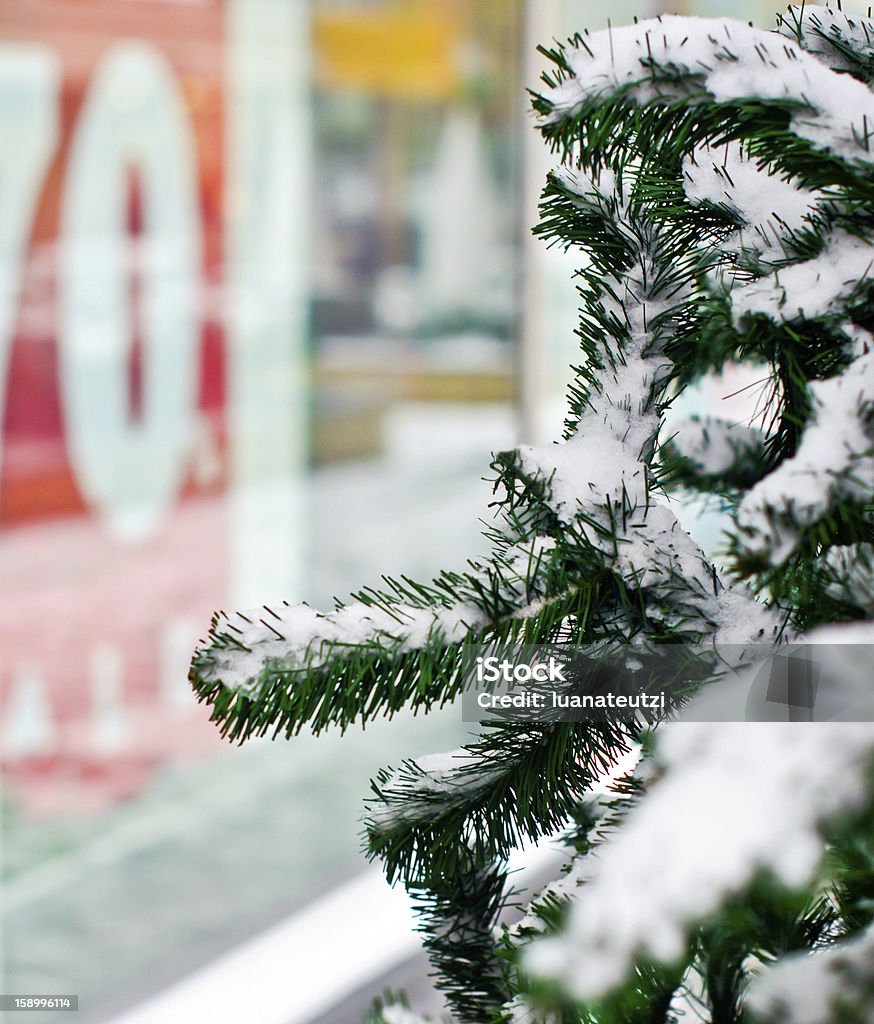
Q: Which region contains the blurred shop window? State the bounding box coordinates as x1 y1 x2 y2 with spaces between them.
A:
0 1 523 1022
310 1 519 466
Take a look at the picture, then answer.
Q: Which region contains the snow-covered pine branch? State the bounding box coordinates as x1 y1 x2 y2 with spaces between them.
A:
503 6 874 1019
365 725 630 884
538 11 874 164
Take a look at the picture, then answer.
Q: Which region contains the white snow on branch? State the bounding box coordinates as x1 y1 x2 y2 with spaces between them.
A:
499 536 557 590
553 164 621 208
367 747 505 832
843 321 874 361
520 435 731 641
682 139 825 263
205 601 485 694
543 12 874 165
776 5 874 77
515 254 775 643
736 348 874 565
747 921 874 1024
519 411 650 517
524 634 874 1001
518 240 670 521
732 230 874 323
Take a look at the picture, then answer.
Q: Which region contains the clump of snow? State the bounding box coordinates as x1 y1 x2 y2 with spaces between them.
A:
499 536 557 588
842 322 874 361
520 418 649 517
524 653 874 999
732 231 874 323
747 921 874 1024
711 584 784 646
553 164 620 208
683 139 825 263
776 5 874 77
736 348 874 566
544 13 874 165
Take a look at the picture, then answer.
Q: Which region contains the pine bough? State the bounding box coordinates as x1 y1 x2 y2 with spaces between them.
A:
191 7 874 1022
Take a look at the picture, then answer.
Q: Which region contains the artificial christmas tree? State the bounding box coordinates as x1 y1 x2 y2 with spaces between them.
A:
191 6 874 1021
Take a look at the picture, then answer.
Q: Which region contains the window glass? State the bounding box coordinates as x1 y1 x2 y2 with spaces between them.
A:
0 2 521 1019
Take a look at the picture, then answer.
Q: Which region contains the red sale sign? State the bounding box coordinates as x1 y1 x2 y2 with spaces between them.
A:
0 0 307 813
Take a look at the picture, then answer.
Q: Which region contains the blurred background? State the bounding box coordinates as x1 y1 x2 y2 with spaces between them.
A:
0 0 855 1021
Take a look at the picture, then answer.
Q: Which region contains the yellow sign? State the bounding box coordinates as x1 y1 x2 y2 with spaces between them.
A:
314 8 461 100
